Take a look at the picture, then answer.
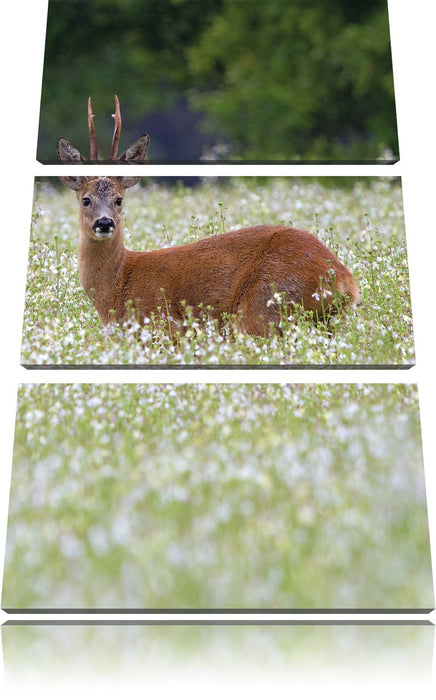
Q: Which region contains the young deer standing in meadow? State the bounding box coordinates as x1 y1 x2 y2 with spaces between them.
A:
57 97 359 336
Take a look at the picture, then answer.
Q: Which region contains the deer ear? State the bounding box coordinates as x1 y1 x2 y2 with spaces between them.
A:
57 137 85 163
119 134 150 162
59 176 87 191
117 176 141 189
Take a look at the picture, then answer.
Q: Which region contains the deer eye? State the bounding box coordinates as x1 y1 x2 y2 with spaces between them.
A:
115 197 123 206
82 197 91 207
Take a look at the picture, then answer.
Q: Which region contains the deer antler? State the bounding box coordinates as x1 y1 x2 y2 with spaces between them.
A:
88 97 99 162
110 95 122 160
58 95 148 163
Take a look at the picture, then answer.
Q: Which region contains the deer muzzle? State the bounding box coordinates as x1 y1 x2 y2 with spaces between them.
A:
92 217 115 239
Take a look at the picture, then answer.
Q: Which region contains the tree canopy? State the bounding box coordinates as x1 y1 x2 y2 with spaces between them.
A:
39 0 398 162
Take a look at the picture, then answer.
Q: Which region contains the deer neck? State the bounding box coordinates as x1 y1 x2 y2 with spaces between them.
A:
78 226 127 324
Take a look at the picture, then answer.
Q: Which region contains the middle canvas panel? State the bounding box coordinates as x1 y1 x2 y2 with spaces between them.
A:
22 175 413 369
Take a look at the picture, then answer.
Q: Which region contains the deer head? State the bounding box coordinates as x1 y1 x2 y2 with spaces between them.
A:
57 95 150 163
58 175 141 241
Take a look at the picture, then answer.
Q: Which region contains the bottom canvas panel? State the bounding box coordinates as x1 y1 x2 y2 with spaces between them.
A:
1 384 433 611
2 623 433 687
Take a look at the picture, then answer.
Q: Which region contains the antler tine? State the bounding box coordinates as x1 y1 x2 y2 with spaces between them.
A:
88 97 99 162
110 95 122 160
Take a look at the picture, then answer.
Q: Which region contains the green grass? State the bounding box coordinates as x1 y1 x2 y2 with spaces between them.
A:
2 383 432 610
21 177 414 366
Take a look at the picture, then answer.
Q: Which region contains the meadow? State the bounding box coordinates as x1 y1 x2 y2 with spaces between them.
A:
21 177 414 366
2 383 432 610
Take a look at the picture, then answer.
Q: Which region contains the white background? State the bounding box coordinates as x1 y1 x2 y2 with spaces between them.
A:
0 0 435 697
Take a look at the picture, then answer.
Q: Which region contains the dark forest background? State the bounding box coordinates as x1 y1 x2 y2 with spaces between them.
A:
38 0 398 163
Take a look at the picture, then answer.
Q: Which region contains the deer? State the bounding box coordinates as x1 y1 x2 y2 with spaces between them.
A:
57 98 359 337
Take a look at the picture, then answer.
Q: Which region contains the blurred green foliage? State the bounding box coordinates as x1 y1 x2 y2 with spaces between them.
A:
39 0 398 161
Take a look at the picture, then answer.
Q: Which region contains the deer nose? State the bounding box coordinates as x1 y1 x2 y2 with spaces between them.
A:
93 217 115 234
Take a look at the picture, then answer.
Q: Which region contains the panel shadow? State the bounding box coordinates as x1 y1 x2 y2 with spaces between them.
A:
2 623 433 688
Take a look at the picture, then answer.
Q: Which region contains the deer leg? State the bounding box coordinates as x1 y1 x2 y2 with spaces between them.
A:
235 288 280 337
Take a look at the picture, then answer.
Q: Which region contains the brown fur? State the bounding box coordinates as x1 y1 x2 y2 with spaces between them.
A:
59 176 360 335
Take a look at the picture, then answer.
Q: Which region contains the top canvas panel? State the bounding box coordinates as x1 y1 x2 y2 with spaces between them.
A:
37 0 399 164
